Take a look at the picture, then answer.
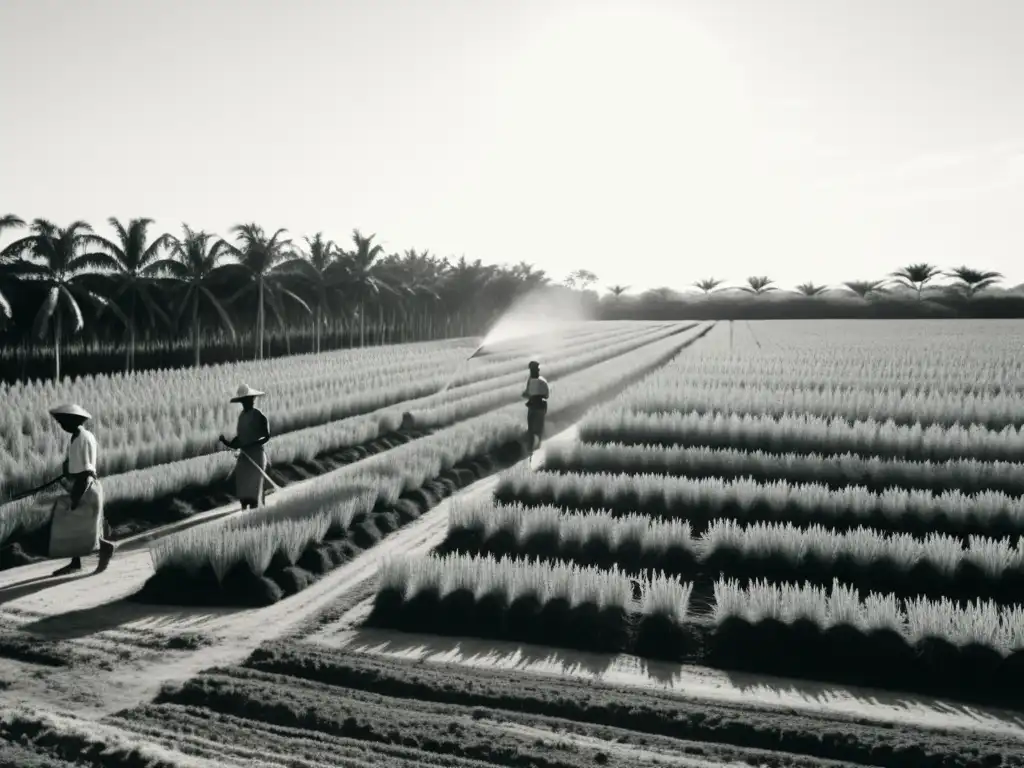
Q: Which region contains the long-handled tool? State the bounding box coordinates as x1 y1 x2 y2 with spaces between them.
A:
231 448 282 493
1 476 64 508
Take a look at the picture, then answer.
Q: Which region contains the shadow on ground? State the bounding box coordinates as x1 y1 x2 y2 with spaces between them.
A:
16 598 246 641
334 625 619 680
0 573 92 606
324 622 1024 735
719 667 1024 730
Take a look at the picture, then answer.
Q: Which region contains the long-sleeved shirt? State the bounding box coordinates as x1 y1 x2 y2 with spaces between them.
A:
524 376 550 409
67 428 98 475
524 376 550 398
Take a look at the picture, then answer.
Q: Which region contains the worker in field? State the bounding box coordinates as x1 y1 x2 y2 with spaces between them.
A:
48 404 115 576
219 384 272 509
522 360 550 450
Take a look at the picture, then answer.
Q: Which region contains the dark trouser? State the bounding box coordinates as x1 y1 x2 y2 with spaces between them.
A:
527 407 546 443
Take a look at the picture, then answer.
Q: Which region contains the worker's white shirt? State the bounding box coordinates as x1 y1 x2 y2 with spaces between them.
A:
525 376 549 397
67 428 98 474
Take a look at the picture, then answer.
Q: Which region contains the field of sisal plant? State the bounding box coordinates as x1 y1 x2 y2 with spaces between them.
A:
0 321 668 498
8 320 1024 768
0 321 697 565
368 319 1024 706
133 324 711 606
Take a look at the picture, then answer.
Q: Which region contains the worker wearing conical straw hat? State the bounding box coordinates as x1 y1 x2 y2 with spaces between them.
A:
47 404 115 576
522 361 550 451
219 385 272 509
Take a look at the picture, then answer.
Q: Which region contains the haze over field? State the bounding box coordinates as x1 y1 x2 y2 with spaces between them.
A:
1 0 1022 291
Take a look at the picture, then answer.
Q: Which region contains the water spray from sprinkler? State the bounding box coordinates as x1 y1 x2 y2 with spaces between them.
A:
436 285 597 394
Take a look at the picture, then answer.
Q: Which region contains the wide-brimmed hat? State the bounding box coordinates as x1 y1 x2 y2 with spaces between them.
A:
49 404 92 421
230 384 265 403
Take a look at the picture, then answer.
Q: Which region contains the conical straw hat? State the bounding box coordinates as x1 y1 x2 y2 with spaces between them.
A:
49 403 92 420
230 384 265 402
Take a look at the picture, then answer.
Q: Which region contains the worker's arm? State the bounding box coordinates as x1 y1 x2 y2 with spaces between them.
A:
68 472 94 509
66 433 97 509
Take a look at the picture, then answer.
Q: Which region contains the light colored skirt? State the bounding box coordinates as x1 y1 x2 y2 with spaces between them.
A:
48 479 104 559
235 446 267 502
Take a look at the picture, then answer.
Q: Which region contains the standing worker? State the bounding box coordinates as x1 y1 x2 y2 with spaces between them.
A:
48 404 115 577
219 384 271 509
522 361 550 450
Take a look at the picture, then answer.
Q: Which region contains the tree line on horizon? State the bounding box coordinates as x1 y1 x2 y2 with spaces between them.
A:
0 215 565 380
603 266 1007 302
0 214 1012 382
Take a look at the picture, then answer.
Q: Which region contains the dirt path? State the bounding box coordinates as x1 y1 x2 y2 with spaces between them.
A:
0 429 570 720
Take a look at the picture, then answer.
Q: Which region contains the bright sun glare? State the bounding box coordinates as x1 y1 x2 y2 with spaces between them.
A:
479 4 776 283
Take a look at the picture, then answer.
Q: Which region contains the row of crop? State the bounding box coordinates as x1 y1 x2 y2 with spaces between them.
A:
542 440 1024 497
0 320 640 427
690 318 1024 367
1 322 702 537
493 468 1024 540
441 499 1024 604
1 322 662 494
658 368 1024 400
0 338 473 492
578 408 1024 465
367 550 1024 699
179 324 709 546
110 321 696 497
2 336 467 436
601 379 1024 431
665 345 1024 394
135 327 707 604
405 321 701 428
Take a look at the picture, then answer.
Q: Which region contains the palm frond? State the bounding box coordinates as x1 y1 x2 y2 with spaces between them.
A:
70 251 122 273
140 232 175 267
76 287 129 331
31 286 60 338
136 281 172 328
172 284 198 327
142 258 189 279
0 287 11 322
200 285 237 339
0 236 38 262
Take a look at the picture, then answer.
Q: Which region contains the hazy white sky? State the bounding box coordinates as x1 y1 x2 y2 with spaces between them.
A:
2 0 1023 292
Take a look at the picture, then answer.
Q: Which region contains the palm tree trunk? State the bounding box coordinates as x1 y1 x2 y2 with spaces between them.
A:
359 301 365 347
315 305 322 354
192 292 201 367
127 292 137 372
257 279 265 360
54 309 62 382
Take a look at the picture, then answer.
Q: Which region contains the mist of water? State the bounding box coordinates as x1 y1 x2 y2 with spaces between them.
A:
435 286 597 394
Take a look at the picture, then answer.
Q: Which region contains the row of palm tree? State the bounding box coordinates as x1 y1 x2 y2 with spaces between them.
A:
0 214 1010 380
668 264 1004 300
0 216 552 379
